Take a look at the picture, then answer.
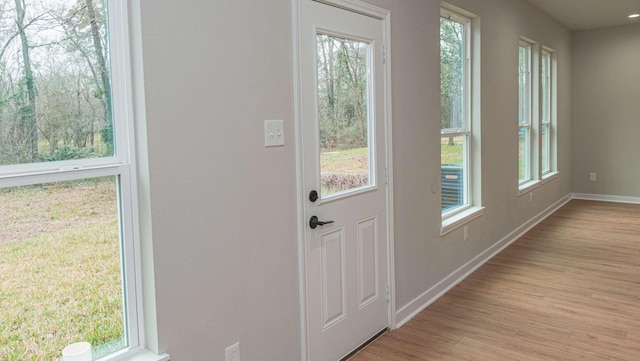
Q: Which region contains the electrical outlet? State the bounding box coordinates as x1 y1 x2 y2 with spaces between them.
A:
225 342 240 361
529 191 533 203
463 226 469 242
589 172 597 182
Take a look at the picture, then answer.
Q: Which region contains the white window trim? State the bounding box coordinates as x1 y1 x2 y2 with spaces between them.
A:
107 0 167 359
542 171 559 183
518 39 537 189
0 0 167 359
107 349 170 361
540 49 551 175
442 206 485 236
440 6 483 233
519 41 559 196
518 41 532 185
540 46 557 178
440 8 474 222
518 179 541 196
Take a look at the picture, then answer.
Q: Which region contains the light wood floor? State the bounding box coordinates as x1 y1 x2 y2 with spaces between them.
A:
351 200 640 361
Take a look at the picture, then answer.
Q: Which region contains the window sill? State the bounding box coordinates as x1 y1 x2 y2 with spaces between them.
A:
542 171 559 184
106 349 170 361
127 350 170 361
441 206 485 235
518 180 541 196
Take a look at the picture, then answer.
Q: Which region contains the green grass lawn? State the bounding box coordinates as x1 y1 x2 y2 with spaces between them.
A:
320 145 465 175
0 180 125 361
441 144 463 165
321 147 370 174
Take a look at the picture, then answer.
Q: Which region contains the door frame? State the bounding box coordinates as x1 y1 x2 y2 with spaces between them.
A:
291 0 396 359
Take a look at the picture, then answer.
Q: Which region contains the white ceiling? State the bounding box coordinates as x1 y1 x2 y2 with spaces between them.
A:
526 0 640 31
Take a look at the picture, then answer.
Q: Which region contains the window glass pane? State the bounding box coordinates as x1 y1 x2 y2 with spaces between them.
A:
0 0 114 166
0 176 126 360
441 13 471 216
441 135 466 212
541 51 551 174
518 43 531 184
542 124 550 173
541 52 550 124
316 34 371 198
440 17 466 131
519 127 529 182
518 45 530 126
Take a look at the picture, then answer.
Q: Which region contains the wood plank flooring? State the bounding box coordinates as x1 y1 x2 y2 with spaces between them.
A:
350 200 640 360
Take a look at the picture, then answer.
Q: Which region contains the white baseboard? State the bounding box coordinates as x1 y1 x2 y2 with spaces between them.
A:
571 193 640 204
394 194 572 328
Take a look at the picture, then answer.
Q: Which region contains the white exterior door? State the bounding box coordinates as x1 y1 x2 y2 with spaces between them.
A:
299 1 390 360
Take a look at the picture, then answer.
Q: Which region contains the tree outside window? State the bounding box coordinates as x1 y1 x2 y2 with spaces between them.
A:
0 1 141 360
441 10 471 215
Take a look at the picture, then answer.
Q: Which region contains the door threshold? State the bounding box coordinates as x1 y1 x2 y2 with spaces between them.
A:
340 328 388 360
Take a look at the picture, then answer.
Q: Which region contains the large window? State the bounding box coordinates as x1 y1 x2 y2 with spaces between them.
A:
541 48 553 176
440 10 470 216
518 41 533 185
519 41 557 190
0 1 145 360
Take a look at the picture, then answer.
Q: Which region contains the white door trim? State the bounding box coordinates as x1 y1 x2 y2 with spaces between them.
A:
291 0 395 359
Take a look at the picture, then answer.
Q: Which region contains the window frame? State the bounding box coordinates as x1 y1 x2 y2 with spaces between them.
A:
440 9 471 218
540 47 556 178
0 1 157 360
518 40 534 187
440 7 484 234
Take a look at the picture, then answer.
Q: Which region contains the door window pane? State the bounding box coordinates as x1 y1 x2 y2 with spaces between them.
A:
0 177 126 360
0 0 113 166
316 34 372 197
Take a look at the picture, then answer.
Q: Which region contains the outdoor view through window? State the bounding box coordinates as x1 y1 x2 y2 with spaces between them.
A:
0 0 128 360
440 11 470 215
316 34 372 198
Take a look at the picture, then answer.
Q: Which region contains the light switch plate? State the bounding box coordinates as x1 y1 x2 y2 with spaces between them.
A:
265 119 284 147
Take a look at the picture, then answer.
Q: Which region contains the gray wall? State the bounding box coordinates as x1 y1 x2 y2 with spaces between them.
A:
139 1 300 360
391 0 572 313
138 0 571 359
572 24 640 197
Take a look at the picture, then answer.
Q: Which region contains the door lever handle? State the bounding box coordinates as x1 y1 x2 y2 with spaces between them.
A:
309 216 335 229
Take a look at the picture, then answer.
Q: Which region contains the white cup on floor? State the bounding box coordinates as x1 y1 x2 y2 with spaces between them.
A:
62 342 91 361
